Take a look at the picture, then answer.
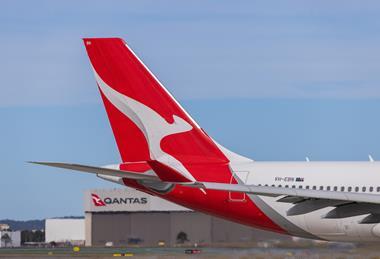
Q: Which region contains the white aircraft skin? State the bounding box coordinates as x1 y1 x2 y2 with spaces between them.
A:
32 38 380 243
231 161 380 241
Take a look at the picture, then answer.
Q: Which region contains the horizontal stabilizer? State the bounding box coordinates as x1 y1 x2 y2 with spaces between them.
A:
29 161 158 181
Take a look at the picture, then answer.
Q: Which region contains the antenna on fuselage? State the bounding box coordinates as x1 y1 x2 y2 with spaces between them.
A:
369 154 375 162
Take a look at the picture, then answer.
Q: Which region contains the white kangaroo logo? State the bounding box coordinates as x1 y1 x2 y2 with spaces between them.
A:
94 70 196 182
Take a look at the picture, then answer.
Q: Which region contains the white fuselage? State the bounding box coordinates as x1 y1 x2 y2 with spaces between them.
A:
231 161 380 241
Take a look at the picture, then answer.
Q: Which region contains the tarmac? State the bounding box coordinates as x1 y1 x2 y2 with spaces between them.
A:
1 245 380 259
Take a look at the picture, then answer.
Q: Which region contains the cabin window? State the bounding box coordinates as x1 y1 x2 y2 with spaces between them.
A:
285 185 289 188
292 185 296 188
340 186 345 192
312 186 316 190
299 185 303 189
355 187 359 192
362 187 366 192
333 186 338 191
305 186 310 189
377 187 380 192
278 185 282 188
370 187 374 192
327 186 331 191
348 187 352 192
271 184 275 187
319 186 323 190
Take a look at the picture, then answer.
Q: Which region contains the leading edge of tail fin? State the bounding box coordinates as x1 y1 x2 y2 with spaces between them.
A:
83 38 229 182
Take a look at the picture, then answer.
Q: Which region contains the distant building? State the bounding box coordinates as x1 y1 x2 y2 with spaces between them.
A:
0 230 21 247
0 224 10 231
45 219 85 245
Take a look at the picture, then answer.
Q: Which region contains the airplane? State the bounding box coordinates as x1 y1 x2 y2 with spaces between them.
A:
31 37 380 242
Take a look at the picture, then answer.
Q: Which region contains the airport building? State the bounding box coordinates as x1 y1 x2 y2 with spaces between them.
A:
0 230 21 247
45 218 85 245
83 188 289 247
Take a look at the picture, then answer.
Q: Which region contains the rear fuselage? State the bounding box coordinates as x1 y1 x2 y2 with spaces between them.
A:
123 161 380 242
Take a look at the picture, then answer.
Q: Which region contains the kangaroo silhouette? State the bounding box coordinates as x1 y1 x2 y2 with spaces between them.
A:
94 70 196 182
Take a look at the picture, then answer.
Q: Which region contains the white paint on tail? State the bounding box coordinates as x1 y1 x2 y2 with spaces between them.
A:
94 69 196 182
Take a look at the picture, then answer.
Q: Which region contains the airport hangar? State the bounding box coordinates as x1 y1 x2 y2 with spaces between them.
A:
82 188 289 246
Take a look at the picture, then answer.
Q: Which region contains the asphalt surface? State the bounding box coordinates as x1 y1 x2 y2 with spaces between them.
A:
0 245 379 258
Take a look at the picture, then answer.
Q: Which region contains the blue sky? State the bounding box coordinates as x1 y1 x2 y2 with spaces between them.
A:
1 1 380 219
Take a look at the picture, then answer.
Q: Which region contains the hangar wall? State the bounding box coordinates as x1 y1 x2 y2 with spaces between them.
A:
87 212 213 246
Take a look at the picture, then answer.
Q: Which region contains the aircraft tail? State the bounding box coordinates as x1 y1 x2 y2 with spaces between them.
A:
83 38 230 182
